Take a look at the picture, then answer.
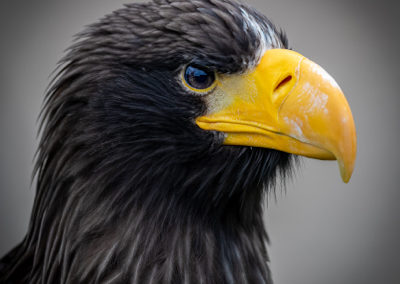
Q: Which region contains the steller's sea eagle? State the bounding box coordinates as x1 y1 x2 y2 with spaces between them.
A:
0 0 356 283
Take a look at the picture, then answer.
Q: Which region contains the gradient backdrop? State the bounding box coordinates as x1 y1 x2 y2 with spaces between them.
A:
0 0 399 283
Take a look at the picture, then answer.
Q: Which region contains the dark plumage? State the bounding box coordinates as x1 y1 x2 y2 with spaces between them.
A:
1 0 293 283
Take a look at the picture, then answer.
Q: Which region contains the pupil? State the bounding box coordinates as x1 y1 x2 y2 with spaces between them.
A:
185 65 215 90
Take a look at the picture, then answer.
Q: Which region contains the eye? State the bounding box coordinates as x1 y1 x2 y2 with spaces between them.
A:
182 64 217 93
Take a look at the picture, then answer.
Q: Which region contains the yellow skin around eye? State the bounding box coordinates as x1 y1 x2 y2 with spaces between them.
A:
180 68 219 94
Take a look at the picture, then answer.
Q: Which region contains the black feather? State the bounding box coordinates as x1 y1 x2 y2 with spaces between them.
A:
0 0 292 283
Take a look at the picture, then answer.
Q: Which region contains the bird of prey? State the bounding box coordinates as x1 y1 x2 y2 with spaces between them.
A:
0 0 356 283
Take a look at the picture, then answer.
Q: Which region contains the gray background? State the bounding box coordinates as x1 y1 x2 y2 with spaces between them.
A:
0 0 399 283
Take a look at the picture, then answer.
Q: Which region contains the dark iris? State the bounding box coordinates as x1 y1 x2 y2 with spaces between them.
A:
184 65 215 90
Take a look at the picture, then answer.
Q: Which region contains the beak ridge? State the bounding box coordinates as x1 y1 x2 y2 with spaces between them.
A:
277 55 356 182
196 49 357 182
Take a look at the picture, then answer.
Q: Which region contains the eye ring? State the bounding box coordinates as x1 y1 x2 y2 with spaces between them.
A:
181 64 218 94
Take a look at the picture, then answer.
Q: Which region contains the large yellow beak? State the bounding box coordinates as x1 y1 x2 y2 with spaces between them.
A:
196 49 356 182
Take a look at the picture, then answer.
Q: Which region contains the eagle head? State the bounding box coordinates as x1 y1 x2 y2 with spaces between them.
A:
1 0 356 283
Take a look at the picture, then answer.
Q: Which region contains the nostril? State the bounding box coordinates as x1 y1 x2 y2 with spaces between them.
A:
274 75 293 92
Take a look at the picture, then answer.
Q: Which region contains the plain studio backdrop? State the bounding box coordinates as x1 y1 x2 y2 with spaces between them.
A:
0 0 399 283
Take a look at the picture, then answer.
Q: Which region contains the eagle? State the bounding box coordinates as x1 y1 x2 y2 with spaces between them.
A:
0 0 356 283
